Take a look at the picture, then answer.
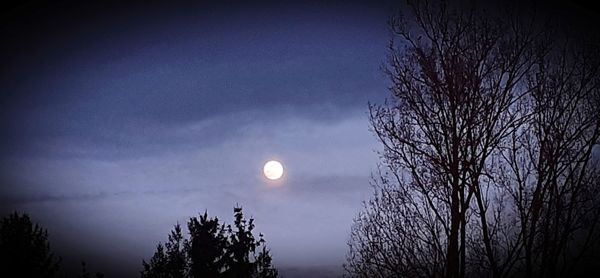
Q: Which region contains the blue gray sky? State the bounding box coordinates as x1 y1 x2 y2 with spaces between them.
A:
1 1 395 276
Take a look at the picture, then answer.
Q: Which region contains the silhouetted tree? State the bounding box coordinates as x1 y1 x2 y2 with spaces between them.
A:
141 243 172 278
187 212 228 278
0 212 61 277
222 207 277 278
502 30 600 277
142 206 277 278
346 1 600 278
166 224 188 278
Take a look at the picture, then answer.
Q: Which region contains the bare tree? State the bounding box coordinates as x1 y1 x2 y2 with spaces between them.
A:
346 166 448 278
345 1 600 278
499 34 600 277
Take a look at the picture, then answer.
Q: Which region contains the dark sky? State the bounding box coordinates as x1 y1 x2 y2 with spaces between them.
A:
1 1 394 276
2 0 597 277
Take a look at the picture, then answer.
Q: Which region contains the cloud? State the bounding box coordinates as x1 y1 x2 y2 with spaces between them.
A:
0 112 380 274
0 1 390 160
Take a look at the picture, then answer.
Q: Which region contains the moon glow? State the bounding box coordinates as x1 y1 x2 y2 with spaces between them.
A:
263 160 284 180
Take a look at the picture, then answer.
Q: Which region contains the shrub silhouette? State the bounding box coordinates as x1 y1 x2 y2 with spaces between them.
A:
142 206 277 278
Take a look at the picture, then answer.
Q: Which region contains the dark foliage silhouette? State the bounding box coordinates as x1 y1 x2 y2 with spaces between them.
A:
346 1 600 278
142 206 277 278
0 212 61 277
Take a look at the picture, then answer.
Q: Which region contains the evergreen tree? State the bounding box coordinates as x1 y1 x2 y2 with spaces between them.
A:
141 206 278 278
187 214 227 278
141 243 171 278
0 212 61 277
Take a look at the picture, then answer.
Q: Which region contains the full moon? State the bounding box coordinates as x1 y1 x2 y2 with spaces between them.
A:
263 160 284 180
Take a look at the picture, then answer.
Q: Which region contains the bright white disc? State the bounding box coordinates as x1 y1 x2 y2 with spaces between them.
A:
263 160 283 180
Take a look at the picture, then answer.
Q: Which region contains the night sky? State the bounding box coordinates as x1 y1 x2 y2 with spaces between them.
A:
1 1 394 276
2 1 598 277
